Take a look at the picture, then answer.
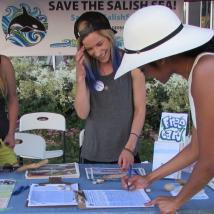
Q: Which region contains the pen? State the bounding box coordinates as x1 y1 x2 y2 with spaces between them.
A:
12 185 30 196
127 165 132 191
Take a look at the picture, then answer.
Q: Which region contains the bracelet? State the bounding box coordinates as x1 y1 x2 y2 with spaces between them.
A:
123 147 135 156
130 132 140 138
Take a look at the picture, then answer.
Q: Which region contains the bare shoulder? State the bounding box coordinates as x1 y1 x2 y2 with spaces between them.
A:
0 55 14 72
192 54 214 97
193 54 214 80
131 68 145 78
0 55 12 64
0 56 15 84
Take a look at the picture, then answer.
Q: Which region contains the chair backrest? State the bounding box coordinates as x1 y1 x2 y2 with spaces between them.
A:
19 112 66 131
14 132 46 159
19 112 66 162
79 129 85 147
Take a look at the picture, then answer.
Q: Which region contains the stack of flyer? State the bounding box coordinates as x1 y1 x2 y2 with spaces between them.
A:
27 183 79 207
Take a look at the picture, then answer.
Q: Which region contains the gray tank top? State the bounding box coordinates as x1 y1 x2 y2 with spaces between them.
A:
81 72 136 162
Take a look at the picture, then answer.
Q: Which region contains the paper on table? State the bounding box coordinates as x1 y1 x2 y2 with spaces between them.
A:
207 177 214 190
27 183 79 207
25 162 80 179
85 167 146 180
83 189 152 208
170 184 209 200
0 179 16 209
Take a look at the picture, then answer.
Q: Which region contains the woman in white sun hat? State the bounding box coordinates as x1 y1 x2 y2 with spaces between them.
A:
119 5 214 214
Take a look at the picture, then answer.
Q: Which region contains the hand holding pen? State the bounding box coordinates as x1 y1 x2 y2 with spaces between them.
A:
127 165 133 190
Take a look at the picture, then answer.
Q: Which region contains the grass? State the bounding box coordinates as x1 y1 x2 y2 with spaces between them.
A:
139 137 154 162
46 130 155 164
17 127 155 165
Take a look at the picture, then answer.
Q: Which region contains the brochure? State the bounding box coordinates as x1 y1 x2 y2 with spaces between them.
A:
152 112 188 180
27 183 79 207
85 167 146 180
25 162 80 179
0 179 16 209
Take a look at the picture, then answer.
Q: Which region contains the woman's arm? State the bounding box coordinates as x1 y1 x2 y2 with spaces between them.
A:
126 69 146 151
2 56 19 148
122 127 199 189
74 47 90 119
148 127 199 183
118 69 146 169
173 56 214 207
147 56 214 214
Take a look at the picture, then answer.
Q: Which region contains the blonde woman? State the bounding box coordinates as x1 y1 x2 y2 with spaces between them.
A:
74 12 146 170
0 55 18 165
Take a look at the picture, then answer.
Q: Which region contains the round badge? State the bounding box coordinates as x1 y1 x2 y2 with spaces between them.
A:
94 80 104 91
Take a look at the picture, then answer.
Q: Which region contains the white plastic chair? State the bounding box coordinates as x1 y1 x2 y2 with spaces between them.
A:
14 132 46 159
79 129 85 147
78 129 85 163
19 112 66 162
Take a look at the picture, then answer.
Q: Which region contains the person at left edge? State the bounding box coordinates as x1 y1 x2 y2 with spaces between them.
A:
74 11 146 170
0 55 18 165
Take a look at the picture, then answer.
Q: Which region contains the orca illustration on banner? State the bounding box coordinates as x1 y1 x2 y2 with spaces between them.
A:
2 3 48 47
8 7 46 35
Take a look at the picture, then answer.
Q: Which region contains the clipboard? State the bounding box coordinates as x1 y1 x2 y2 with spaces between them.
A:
26 177 153 209
26 177 79 207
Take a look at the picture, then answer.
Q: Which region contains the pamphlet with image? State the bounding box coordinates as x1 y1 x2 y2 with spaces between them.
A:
85 167 146 180
25 162 80 179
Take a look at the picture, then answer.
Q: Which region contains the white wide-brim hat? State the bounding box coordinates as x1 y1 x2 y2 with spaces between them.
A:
115 5 214 79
